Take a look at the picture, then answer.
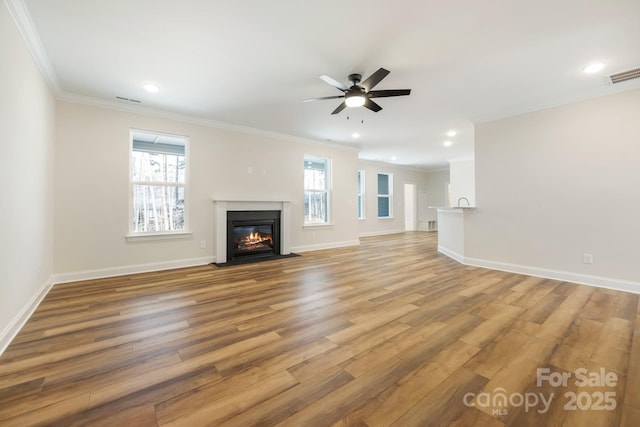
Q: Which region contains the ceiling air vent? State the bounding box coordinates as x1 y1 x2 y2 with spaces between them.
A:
116 96 141 103
605 67 640 85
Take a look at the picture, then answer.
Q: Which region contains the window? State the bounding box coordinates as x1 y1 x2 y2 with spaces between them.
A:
377 172 393 218
304 155 331 225
357 170 365 219
130 130 188 234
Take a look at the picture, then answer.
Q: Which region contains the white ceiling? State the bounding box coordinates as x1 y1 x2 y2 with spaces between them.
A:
14 0 640 169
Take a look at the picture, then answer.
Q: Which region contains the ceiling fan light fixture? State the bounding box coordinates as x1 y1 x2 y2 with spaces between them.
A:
345 94 366 108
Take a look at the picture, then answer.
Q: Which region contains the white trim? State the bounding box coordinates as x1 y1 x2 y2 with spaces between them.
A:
291 239 360 253
125 231 192 242
51 256 215 285
359 229 405 238
438 251 640 295
58 92 359 153
437 246 465 264
6 2 358 157
4 0 61 94
0 276 54 355
303 223 334 229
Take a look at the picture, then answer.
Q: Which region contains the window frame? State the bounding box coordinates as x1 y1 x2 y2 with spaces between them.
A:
377 172 393 218
128 129 190 238
303 154 332 226
357 169 365 220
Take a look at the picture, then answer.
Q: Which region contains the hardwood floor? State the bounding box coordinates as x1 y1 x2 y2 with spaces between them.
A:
1 232 638 426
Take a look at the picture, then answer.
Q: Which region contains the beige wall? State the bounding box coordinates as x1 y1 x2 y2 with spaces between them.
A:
0 3 56 350
357 160 430 236
422 169 449 225
54 101 361 276
466 88 640 290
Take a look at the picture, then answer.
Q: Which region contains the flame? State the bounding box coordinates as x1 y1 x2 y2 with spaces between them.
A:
237 230 273 250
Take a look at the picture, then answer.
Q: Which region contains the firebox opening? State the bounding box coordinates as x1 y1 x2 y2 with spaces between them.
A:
234 225 274 253
226 210 281 262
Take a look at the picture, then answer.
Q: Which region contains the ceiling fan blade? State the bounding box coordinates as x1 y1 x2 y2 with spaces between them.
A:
368 89 411 98
360 68 390 91
319 75 348 92
304 95 345 102
363 98 382 113
331 101 348 115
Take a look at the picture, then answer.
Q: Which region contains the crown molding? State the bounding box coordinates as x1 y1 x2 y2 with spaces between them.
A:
470 80 640 125
5 0 61 95
57 90 359 152
357 158 430 173
5 0 357 154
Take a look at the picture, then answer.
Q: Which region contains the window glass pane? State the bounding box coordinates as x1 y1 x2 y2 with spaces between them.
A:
304 157 327 191
304 168 327 190
304 191 328 224
378 196 390 217
378 173 389 195
132 151 185 183
132 185 185 232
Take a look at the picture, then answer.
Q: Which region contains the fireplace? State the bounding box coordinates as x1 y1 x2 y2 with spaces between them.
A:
227 210 281 262
213 200 291 265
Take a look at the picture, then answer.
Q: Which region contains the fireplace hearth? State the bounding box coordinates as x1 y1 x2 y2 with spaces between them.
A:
226 210 281 262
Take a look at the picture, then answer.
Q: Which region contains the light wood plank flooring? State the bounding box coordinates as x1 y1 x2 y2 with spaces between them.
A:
1 232 638 426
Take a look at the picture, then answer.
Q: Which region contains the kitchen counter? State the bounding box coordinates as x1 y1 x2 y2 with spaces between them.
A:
431 207 476 262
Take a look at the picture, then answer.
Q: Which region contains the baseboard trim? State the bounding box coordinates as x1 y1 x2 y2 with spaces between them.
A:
291 239 360 253
52 256 216 285
437 246 465 264
439 250 640 294
0 276 54 355
359 229 406 238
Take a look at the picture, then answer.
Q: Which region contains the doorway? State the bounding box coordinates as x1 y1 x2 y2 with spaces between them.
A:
404 183 417 231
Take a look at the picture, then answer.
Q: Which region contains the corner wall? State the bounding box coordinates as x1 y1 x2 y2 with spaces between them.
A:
0 2 56 352
466 88 640 292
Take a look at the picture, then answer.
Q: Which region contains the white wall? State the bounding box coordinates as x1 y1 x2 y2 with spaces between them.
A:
421 169 449 228
357 160 430 236
449 158 475 207
466 88 640 291
0 3 56 351
54 101 360 278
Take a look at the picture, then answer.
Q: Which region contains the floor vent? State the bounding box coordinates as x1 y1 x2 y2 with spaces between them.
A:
605 67 640 85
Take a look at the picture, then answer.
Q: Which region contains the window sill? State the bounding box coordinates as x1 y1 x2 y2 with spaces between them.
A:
303 223 334 229
377 216 394 220
126 231 192 242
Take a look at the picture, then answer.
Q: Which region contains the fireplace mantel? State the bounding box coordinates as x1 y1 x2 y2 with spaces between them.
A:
213 199 291 263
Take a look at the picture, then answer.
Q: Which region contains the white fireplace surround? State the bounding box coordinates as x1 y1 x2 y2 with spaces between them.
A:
213 200 291 263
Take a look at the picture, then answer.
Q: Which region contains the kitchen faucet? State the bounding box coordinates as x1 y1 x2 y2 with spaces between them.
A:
457 197 470 207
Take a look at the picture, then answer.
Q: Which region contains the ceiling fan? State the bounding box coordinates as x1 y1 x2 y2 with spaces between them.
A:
305 67 411 114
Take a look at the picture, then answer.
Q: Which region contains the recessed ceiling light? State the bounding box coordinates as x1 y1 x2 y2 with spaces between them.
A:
443 140 453 147
391 156 397 161
352 132 361 139
142 82 160 93
446 130 457 137
583 63 604 74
